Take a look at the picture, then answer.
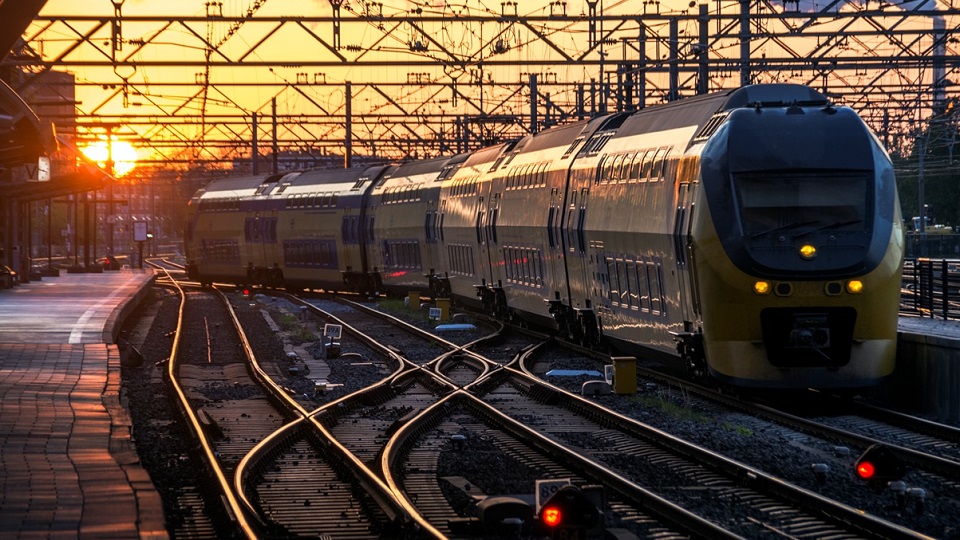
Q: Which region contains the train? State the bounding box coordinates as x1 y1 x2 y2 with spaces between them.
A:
185 83 904 389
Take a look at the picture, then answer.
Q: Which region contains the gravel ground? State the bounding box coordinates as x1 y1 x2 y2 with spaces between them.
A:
119 289 959 538
530 341 960 539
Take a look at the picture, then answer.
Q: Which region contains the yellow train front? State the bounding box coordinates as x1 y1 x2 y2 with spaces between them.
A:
687 87 903 388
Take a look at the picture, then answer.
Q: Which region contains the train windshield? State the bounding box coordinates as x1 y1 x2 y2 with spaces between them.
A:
734 171 870 239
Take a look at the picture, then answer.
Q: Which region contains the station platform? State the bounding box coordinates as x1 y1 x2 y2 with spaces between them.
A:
0 269 167 539
891 315 960 423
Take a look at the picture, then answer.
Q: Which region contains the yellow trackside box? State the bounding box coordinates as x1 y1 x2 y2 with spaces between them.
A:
612 356 637 395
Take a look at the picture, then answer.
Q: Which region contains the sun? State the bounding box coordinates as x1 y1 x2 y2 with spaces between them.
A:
80 140 138 177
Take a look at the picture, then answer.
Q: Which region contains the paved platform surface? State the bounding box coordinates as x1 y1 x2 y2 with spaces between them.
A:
0 269 167 539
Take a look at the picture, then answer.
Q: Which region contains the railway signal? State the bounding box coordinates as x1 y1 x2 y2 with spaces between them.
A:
536 485 601 538
854 444 906 488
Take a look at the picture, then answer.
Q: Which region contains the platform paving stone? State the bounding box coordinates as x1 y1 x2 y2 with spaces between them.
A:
0 269 167 539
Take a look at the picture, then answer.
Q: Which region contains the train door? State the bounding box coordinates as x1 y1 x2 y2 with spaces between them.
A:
564 179 592 310
474 195 491 286
545 187 564 297
673 183 696 324
485 192 503 286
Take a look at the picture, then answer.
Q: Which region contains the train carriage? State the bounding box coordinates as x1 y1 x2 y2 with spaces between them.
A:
367 157 450 296
186 175 274 286
576 93 733 355
481 120 594 328
273 167 386 293
436 144 511 310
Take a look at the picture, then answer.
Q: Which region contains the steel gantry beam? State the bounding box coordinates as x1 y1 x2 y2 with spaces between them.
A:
8 0 960 169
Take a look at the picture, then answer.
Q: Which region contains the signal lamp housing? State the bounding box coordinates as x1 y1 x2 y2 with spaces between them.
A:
854 444 906 488
536 486 601 534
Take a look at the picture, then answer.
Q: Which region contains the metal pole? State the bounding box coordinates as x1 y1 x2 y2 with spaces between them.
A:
669 18 679 101
918 133 926 258
46 198 52 270
83 191 90 270
739 0 751 86
698 4 709 95
638 24 646 109
345 81 352 168
529 73 538 134
107 125 115 256
252 111 259 175
272 98 278 174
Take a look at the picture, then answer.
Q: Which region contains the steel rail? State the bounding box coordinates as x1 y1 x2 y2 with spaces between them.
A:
162 276 260 538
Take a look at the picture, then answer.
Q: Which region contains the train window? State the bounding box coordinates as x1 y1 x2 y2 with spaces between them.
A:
640 151 654 181
617 260 629 306
734 171 868 238
649 263 663 315
298 242 307 265
610 154 626 183
594 156 606 185
536 251 544 286
605 258 616 304
651 148 668 180
527 250 537 285
636 262 651 313
604 156 617 184
626 261 639 308
266 219 277 243
562 136 584 158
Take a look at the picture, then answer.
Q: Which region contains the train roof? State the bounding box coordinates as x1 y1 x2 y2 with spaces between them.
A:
517 118 591 154
196 166 391 200
608 83 830 150
377 156 449 187
196 174 279 199
282 167 382 195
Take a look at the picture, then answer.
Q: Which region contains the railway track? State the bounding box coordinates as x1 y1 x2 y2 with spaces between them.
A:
163 280 412 537
288 295 931 538
526 339 960 538
130 279 958 538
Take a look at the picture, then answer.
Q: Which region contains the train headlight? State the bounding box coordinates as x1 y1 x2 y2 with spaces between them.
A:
753 281 771 295
847 280 864 294
799 244 817 260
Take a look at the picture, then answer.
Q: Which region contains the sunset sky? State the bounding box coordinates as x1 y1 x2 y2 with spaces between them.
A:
27 0 954 165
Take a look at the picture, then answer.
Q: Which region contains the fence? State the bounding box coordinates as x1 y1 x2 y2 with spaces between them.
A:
901 258 960 321
904 234 960 259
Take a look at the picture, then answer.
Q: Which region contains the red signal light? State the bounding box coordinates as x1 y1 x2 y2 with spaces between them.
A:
243 288 251 297
542 506 562 527
856 461 876 480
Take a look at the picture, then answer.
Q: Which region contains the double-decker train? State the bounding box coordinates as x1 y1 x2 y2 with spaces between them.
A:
185 83 904 389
